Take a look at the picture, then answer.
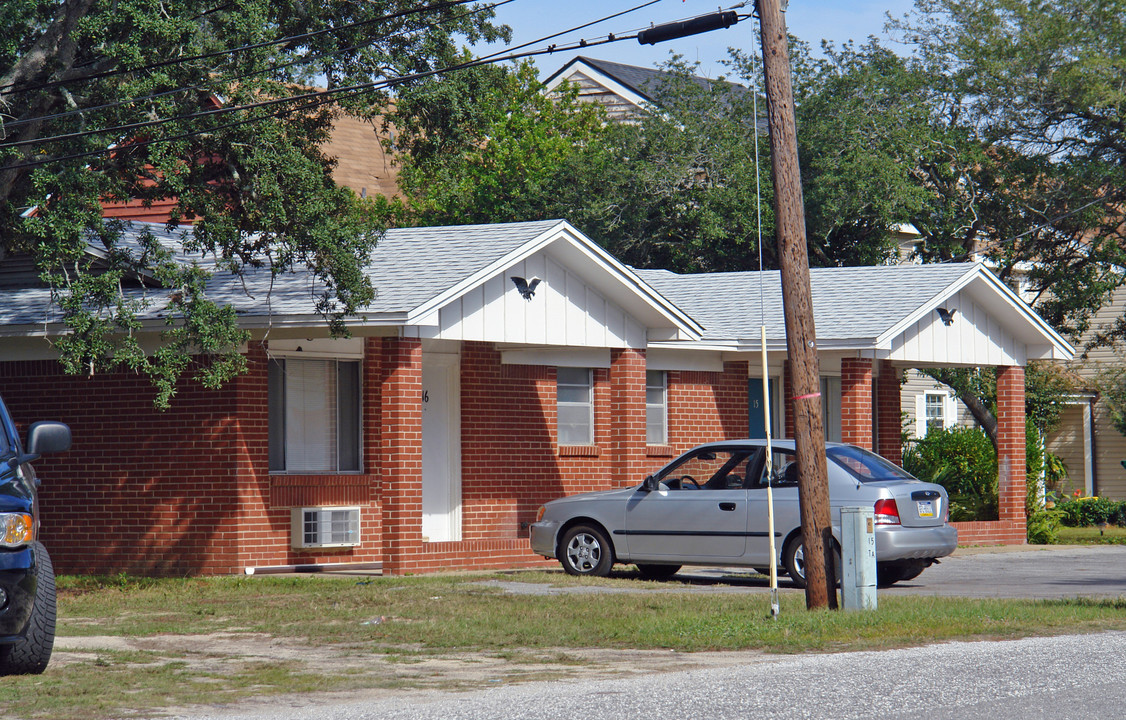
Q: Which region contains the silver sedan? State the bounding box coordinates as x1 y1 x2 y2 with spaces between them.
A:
530 440 958 587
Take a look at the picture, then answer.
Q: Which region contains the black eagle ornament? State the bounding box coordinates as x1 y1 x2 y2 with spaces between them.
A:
936 307 958 326
511 276 542 300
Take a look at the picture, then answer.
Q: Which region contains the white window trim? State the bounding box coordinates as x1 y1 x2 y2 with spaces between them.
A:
915 391 956 438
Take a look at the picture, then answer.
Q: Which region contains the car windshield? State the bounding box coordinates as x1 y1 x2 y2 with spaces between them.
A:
827 445 917 483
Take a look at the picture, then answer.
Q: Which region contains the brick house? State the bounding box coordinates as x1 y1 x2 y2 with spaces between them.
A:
0 220 1071 575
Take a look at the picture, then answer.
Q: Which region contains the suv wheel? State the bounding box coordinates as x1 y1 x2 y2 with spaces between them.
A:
0 543 57 675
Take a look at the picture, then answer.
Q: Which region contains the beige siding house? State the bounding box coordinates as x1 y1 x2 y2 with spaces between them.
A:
1045 285 1126 499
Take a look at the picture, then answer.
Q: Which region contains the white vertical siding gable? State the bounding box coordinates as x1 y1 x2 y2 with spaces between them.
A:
887 288 1027 366
414 248 647 348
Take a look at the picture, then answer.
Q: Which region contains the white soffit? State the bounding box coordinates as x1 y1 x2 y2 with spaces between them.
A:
268 337 364 359
645 348 725 372
500 346 611 368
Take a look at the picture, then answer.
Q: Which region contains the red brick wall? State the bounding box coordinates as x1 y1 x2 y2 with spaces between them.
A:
457 343 619 545
841 358 873 450
664 361 749 456
379 337 423 574
996 365 1027 535
610 348 646 487
951 520 1026 546
0 358 245 575
0 340 760 576
0 343 390 575
876 360 903 465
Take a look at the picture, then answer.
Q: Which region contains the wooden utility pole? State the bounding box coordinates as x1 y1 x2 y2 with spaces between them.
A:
755 0 837 610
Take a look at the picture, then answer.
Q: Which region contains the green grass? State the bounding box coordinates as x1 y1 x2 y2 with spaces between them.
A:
1057 525 1126 545
5 571 1124 720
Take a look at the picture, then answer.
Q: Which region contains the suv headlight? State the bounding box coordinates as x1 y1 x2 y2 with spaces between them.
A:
0 513 34 548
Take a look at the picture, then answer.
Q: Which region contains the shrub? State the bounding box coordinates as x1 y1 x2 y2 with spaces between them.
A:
1026 505 1063 545
1057 495 1126 527
904 426 998 521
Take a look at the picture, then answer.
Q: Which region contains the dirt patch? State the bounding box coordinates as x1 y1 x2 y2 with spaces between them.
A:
54 633 783 717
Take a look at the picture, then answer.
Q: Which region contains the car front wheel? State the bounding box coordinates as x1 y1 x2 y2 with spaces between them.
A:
559 524 613 577
0 542 57 675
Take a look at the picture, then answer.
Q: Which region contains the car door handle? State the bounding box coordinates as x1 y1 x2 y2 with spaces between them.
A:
719 502 737 511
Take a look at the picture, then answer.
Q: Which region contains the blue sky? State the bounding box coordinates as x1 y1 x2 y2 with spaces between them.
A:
475 0 917 80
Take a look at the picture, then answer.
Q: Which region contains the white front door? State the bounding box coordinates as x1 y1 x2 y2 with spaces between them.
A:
422 353 461 542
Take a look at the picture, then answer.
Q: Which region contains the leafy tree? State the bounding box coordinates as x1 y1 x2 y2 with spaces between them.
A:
392 57 777 274
0 0 505 407
787 40 942 266
391 59 605 227
892 0 1126 341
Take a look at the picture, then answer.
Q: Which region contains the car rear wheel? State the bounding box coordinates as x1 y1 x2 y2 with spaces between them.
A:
635 564 681 580
0 543 56 675
783 537 841 590
559 524 613 577
877 559 930 587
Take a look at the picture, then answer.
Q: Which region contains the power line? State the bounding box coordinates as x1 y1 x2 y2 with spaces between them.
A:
1 0 514 138
4 5 678 171
3 0 672 159
0 0 489 97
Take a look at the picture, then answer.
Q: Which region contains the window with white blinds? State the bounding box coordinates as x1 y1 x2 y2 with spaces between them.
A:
646 370 668 444
557 367 594 445
268 359 360 472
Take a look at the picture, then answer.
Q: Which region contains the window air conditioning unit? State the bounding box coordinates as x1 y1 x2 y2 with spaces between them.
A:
291 506 361 549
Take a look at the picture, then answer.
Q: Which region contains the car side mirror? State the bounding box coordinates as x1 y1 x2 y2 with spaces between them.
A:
641 475 659 492
26 421 71 456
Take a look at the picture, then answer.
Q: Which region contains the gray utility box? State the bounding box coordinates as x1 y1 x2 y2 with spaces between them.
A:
840 506 877 610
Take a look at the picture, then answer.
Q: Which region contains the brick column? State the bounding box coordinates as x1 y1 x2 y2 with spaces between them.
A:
875 360 903 465
841 357 873 450
609 348 647 487
996 365 1027 533
380 336 423 575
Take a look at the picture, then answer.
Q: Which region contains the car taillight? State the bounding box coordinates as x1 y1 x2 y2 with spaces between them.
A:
874 498 901 525
535 505 546 523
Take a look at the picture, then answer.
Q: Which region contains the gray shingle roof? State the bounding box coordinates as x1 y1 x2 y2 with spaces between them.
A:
569 56 751 104
0 220 988 350
0 220 566 327
636 264 979 345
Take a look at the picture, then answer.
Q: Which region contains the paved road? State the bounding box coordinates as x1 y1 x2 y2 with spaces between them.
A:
644 544 1126 598
475 544 1126 599
168 631 1126 720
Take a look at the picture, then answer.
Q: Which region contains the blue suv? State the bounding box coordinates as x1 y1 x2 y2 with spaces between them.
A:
0 393 70 675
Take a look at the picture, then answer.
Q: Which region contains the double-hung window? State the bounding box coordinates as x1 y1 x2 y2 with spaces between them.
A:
646 370 668 444
915 391 954 438
557 367 594 445
925 393 946 434
269 358 360 472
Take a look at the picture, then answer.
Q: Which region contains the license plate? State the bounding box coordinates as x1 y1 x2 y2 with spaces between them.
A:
917 500 935 518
